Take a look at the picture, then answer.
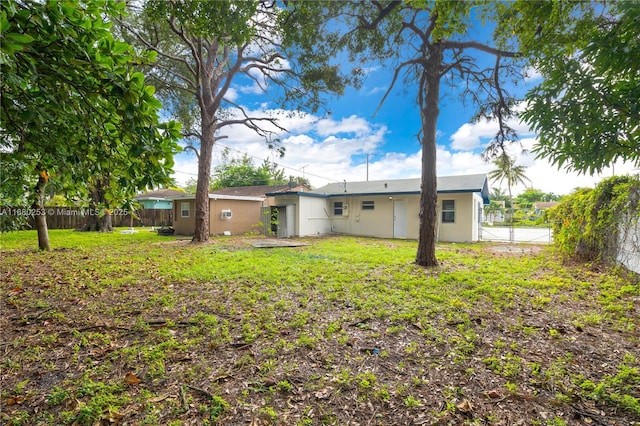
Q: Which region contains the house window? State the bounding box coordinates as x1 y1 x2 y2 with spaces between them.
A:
180 202 190 218
442 200 455 223
361 200 375 210
333 201 343 216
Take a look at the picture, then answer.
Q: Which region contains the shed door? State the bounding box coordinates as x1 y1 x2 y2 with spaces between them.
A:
393 200 407 238
275 205 296 238
285 204 295 238
276 207 287 238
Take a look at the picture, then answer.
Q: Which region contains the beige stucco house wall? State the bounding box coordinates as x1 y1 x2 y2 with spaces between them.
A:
171 194 265 236
268 174 489 243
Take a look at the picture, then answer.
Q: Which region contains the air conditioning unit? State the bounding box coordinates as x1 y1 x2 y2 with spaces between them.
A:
220 209 232 220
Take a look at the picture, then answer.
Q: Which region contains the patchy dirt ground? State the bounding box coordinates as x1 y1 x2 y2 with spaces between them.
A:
1 237 639 425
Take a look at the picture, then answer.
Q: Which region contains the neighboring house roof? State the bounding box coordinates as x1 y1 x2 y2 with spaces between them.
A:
269 174 490 204
135 189 187 201
213 184 309 198
169 193 265 202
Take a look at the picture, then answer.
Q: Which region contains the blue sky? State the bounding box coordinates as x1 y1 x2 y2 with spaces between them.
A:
170 23 636 196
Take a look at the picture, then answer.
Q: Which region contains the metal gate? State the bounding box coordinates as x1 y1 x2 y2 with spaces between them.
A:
480 226 553 243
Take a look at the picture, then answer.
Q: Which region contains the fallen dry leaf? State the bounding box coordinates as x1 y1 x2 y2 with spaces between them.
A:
107 408 124 424
456 398 473 413
3 396 24 406
314 388 331 399
485 389 502 399
124 372 142 385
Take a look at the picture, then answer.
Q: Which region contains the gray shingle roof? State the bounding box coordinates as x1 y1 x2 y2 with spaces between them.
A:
311 174 489 201
135 189 189 200
213 184 308 198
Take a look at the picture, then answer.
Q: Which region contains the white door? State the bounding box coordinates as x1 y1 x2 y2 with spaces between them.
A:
393 200 407 238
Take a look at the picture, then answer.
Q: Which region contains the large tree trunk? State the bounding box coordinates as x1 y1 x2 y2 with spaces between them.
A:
83 211 113 232
193 119 215 242
34 172 50 251
415 45 443 267
81 180 113 232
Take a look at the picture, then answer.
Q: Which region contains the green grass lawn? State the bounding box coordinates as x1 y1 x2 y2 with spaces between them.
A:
1 230 638 425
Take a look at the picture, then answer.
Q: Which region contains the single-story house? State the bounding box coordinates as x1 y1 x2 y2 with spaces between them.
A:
135 189 187 209
266 174 490 242
170 193 266 236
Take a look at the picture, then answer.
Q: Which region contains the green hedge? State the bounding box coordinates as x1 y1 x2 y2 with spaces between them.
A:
549 175 640 263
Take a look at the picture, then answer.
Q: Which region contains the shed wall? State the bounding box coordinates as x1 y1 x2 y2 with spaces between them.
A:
298 196 332 236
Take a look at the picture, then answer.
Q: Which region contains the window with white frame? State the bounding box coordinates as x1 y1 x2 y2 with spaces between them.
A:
333 201 343 216
180 202 190 218
361 200 375 210
442 200 455 223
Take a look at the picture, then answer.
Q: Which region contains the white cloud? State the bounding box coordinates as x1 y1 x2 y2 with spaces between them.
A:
225 87 239 102
449 105 535 151
367 86 388 96
449 120 496 150
523 66 543 82
316 115 373 137
282 134 313 145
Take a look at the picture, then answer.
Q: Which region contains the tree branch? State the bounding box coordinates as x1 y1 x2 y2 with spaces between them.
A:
218 99 288 137
373 58 426 117
117 18 197 81
441 40 519 58
358 0 402 30
182 145 200 160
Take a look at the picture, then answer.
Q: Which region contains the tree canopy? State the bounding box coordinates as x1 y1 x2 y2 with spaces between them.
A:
211 149 286 190
514 188 562 205
1 0 181 249
119 0 343 242
517 1 639 174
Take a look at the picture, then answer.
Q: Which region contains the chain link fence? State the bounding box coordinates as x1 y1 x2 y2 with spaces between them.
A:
481 206 554 243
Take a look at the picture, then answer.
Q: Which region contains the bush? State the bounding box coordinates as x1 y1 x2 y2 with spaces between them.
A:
549 175 640 263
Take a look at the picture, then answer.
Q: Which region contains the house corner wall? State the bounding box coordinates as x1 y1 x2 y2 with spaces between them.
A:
172 199 195 236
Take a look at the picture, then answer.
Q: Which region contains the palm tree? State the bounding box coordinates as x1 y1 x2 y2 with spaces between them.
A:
488 153 531 231
490 187 509 202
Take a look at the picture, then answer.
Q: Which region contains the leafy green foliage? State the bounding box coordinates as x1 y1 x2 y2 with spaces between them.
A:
514 188 562 205
211 150 286 190
488 153 531 193
518 1 639 174
146 0 259 43
0 0 181 243
549 175 640 262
